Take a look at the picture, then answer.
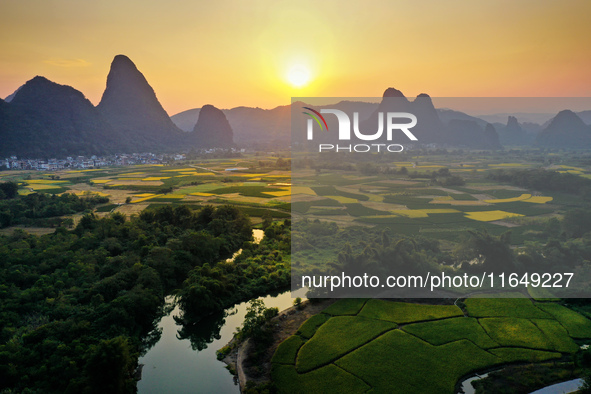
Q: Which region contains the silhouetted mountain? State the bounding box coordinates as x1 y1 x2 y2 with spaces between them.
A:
4 85 22 103
97 55 185 151
225 105 291 144
359 89 428 144
437 108 488 128
171 108 202 131
411 94 444 143
578 110 591 125
358 89 500 148
537 110 591 148
171 101 377 146
484 123 501 149
0 76 117 158
188 104 234 148
496 116 529 145
445 119 498 149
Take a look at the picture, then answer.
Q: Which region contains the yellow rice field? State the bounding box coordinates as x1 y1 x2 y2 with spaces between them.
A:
27 179 68 184
132 194 164 203
163 168 197 172
325 196 358 204
28 184 62 190
74 191 110 197
264 190 291 197
483 193 553 204
392 209 460 218
464 210 524 222
484 194 531 203
523 196 553 204
142 177 171 181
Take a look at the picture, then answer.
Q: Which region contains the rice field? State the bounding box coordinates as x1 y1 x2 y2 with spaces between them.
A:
272 298 589 393
464 210 524 222
26 179 69 184
142 177 171 181
325 195 358 204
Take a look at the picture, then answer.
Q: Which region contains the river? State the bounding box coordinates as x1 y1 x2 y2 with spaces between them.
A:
460 372 583 394
137 229 306 393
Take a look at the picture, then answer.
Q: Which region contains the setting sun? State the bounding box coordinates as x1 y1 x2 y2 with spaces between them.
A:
287 65 311 88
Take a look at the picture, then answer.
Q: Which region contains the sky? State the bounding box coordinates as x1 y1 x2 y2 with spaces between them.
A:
1 0 590 116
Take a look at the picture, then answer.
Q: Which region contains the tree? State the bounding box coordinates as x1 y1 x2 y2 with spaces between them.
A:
0 181 18 200
261 211 273 230
125 196 132 204
456 230 517 273
84 336 137 394
236 299 278 341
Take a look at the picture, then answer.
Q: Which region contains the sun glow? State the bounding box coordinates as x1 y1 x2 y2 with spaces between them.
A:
287 65 311 88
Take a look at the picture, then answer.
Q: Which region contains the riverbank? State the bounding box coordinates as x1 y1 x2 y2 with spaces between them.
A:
223 298 336 392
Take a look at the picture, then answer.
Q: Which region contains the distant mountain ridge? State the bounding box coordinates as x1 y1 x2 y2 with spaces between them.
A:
2 54 591 156
0 55 234 157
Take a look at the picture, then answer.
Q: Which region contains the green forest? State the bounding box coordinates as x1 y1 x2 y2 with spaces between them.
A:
0 198 290 393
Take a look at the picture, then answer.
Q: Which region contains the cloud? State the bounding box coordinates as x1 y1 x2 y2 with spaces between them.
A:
43 58 91 67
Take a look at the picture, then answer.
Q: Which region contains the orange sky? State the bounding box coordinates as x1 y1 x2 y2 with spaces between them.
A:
1 0 590 116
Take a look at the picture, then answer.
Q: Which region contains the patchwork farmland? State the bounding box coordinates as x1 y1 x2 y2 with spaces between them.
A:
272 297 591 394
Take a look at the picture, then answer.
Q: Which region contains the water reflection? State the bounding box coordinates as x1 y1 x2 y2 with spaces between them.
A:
138 288 307 394
175 308 231 351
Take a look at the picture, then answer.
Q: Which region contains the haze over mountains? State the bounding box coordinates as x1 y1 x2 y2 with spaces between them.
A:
173 91 591 150
1 54 590 158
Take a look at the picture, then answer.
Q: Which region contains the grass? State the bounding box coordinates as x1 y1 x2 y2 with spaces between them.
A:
479 318 553 350
271 335 304 365
531 319 579 353
488 348 561 363
272 297 591 393
403 317 498 348
464 297 551 319
296 314 330 339
358 300 462 323
295 316 396 373
537 303 591 338
336 330 498 393
322 299 367 316
272 364 369 394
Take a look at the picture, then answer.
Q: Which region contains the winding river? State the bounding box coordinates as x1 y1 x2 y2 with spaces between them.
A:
137 229 307 393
